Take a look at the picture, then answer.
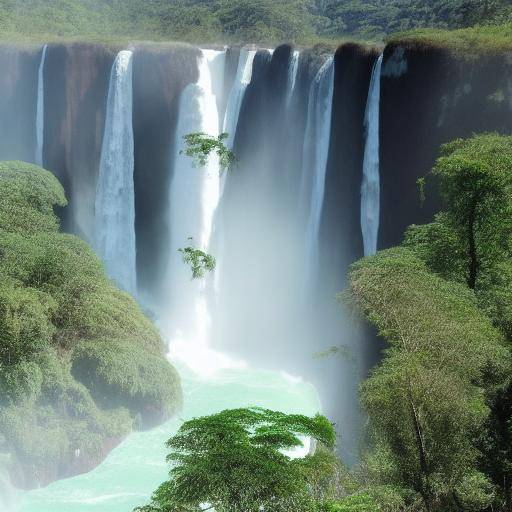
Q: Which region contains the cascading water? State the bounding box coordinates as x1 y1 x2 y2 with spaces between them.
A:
94 50 136 295
213 48 257 294
361 54 383 256
286 50 300 107
165 49 243 375
300 56 335 282
222 48 256 151
35 44 47 166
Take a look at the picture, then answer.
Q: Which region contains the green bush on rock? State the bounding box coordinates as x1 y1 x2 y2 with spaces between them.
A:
0 161 181 487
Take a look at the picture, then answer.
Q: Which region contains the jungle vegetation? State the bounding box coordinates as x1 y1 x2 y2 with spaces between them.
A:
345 134 512 511
0 0 510 43
0 161 181 485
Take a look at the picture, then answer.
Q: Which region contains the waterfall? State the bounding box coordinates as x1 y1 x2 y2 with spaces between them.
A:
361 54 383 257
166 49 241 375
35 44 47 166
222 48 256 150
0 469 18 512
285 50 300 107
300 56 335 281
94 50 136 294
214 48 256 294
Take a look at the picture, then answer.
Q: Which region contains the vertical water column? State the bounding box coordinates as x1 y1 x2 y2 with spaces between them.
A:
165 50 236 374
214 48 256 293
285 50 300 108
300 56 335 283
95 50 136 295
35 44 47 166
222 48 257 152
361 54 383 256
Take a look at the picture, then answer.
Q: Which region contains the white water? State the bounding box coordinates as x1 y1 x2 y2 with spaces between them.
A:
214 48 256 295
94 50 136 294
300 56 335 282
361 54 383 256
286 50 300 107
164 49 244 377
222 48 256 151
35 44 47 166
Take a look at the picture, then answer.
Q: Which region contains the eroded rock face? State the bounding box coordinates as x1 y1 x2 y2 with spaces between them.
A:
44 43 115 240
0 45 40 163
379 43 512 249
321 43 379 284
132 44 199 300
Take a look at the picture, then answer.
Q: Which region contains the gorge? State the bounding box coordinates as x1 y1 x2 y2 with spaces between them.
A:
0 36 512 511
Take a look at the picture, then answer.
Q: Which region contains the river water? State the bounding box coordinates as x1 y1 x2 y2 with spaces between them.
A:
18 364 320 512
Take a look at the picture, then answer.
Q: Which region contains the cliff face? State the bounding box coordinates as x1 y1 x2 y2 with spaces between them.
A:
0 45 39 163
44 43 115 239
379 44 512 249
321 43 378 285
0 38 511 488
133 45 199 299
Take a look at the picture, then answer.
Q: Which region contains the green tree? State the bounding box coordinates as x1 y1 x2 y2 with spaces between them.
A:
135 407 337 512
348 248 507 511
178 246 216 279
404 135 512 511
429 134 512 289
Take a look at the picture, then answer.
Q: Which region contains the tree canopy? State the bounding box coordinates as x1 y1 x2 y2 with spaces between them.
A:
0 161 181 485
136 407 339 512
347 133 512 511
0 0 510 43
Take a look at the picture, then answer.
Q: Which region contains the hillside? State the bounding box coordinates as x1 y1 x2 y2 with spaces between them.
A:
0 0 510 43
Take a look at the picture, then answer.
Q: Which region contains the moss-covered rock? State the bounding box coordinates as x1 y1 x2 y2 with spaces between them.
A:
0 161 181 488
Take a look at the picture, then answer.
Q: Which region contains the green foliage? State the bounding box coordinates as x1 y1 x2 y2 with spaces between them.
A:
348 247 508 510
407 134 512 289
349 134 512 511
387 22 512 57
178 246 216 279
72 339 182 419
0 161 66 234
182 132 235 172
321 493 379 512
0 0 509 44
136 407 337 512
0 161 181 481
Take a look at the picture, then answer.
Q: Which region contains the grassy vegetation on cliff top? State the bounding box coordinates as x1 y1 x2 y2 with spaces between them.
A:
0 161 181 486
387 23 512 56
0 0 510 48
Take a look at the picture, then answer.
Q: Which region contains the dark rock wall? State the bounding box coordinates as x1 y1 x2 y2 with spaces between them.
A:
132 45 199 299
379 45 512 249
44 43 116 238
0 45 40 163
321 43 379 286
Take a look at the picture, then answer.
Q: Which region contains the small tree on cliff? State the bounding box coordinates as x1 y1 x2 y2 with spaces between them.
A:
134 407 338 512
407 133 512 290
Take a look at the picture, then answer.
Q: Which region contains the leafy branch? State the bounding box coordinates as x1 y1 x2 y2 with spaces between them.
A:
178 246 216 279
181 132 235 172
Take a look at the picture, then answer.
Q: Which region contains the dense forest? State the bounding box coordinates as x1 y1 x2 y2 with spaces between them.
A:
0 162 181 488
0 0 511 42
